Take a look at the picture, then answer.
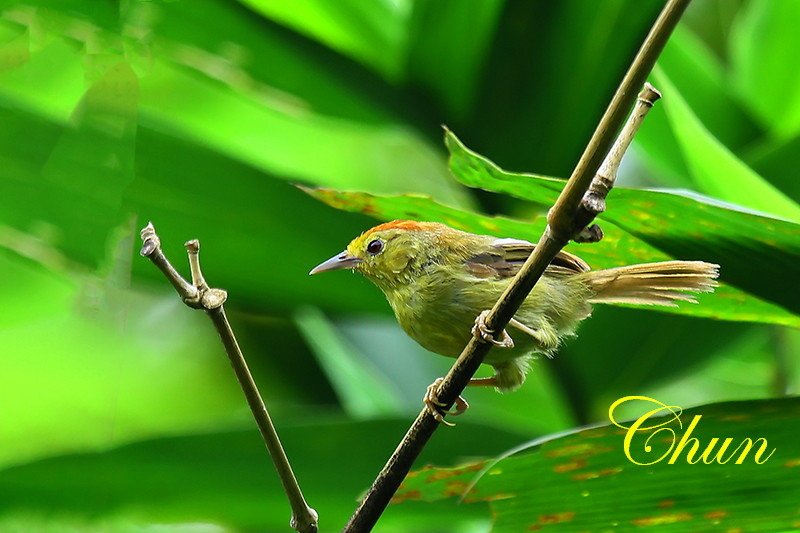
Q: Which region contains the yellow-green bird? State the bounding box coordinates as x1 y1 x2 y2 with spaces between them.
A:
310 220 718 420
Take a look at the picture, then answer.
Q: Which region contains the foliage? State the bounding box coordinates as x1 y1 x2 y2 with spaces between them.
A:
305 128 800 327
1 0 798 531
399 397 800 532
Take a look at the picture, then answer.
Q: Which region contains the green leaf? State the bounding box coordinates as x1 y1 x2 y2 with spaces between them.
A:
304 185 800 328
294 306 405 419
0 2 471 313
138 58 467 203
651 67 800 222
746 134 800 203
730 0 800 139
0 98 389 313
334 316 578 435
0 251 244 470
0 9 469 205
404 0 505 120
0 419 526 532
441 129 800 324
238 0 411 82
398 397 800 532
136 0 403 124
558 307 784 422
459 0 663 177
635 25 762 187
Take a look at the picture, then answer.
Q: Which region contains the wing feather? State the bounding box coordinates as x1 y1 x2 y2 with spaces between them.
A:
466 238 590 279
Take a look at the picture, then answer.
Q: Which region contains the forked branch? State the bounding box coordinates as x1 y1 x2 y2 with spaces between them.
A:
140 224 318 533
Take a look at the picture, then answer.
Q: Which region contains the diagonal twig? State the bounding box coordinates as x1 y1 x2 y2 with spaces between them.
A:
343 1 689 531
140 224 318 533
574 83 661 243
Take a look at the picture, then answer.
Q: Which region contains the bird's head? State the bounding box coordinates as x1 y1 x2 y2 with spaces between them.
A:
310 220 461 290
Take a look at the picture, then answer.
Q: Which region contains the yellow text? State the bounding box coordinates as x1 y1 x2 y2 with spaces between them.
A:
608 396 775 466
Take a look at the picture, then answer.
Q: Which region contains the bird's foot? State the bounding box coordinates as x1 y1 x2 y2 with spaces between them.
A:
423 377 469 426
471 310 514 348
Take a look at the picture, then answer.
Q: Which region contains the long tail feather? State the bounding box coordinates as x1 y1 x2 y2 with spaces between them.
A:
585 261 719 307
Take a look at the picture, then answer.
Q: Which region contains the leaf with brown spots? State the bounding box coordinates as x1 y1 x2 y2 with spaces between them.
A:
302 161 800 327
444 130 800 323
396 397 800 532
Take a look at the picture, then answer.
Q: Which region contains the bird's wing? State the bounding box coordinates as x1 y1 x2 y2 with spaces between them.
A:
466 238 590 279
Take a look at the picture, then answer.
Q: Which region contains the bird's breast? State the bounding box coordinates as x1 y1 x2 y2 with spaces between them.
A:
383 270 501 357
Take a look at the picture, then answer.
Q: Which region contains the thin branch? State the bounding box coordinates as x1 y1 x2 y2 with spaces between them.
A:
343 1 689 531
140 223 318 533
575 83 661 243
139 225 198 303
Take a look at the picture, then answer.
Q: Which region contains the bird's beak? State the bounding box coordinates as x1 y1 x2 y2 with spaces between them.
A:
309 251 362 275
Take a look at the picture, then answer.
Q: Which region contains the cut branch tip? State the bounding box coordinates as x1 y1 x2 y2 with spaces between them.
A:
640 82 662 105
139 222 160 256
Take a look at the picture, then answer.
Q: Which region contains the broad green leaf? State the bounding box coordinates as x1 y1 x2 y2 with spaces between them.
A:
441 130 800 323
237 0 411 82
461 0 662 177
0 4 467 313
0 251 244 470
747 134 800 203
304 185 799 328
651 67 800 222
0 419 526 532
334 316 577 435
405 0 505 120
730 0 800 139
0 97 390 313
138 58 467 203
681 0 746 61
559 307 787 422
294 306 404 419
0 9 469 206
5 0 402 124
398 397 800 532
635 25 761 187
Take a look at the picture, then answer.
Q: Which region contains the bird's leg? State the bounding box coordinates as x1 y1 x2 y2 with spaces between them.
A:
471 310 514 348
468 376 498 387
423 377 469 426
509 318 559 353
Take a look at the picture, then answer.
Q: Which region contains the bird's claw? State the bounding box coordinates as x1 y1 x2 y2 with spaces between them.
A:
423 377 469 426
471 310 514 348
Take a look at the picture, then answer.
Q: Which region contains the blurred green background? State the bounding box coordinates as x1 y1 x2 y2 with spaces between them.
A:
1 0 799 531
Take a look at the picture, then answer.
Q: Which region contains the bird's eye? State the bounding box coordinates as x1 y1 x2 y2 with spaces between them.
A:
366 239 384 255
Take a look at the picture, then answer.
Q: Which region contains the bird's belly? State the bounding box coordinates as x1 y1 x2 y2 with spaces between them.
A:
385 279 473 358
398 298 473 357
386 273 587 363
401 301 539 364
387 276 527 359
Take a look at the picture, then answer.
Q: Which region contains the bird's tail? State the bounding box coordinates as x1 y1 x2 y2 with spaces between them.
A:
584 261 719 307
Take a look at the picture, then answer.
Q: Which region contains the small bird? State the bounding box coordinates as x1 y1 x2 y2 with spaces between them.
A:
310 220 719 423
